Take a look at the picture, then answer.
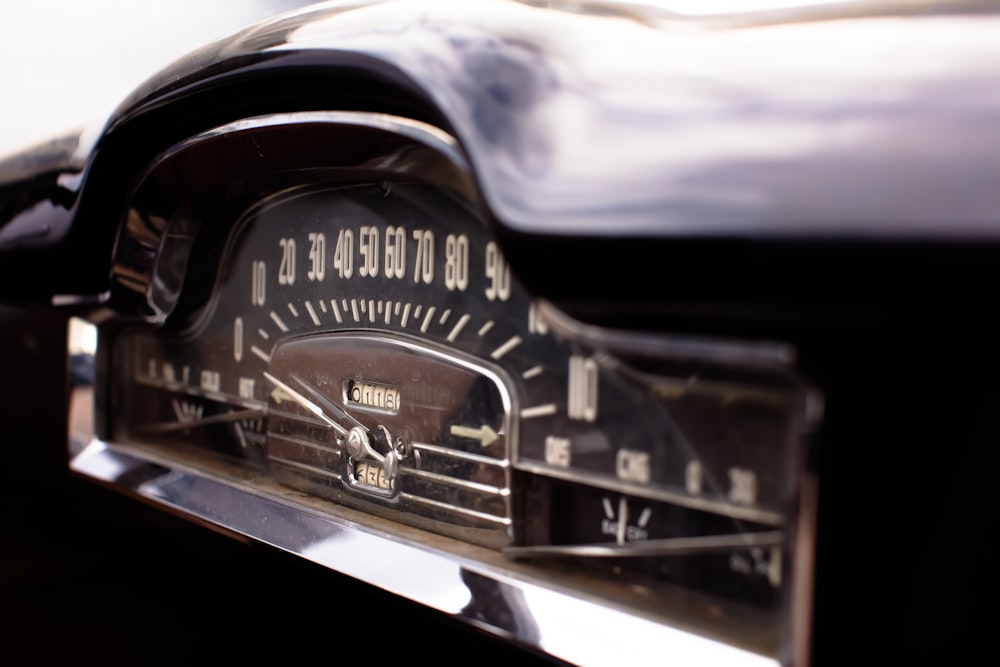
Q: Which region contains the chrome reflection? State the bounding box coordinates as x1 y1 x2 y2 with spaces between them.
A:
69 439 779 667
68 317 97 457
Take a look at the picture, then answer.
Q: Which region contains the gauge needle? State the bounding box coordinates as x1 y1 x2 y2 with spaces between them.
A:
139 407 264 433
288 374 392 464
263 371 345 435
503 530 785 560
288 373 366 432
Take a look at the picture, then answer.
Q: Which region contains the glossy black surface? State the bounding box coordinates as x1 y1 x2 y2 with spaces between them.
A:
4 1 1000 308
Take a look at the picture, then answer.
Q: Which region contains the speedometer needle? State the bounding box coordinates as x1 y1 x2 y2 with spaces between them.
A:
262 371 345 435
288 374 389 465
140 407 264 433
289 373 366 432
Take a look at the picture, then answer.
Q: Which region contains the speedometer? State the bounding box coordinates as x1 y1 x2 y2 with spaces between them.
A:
93 111 815 663
121 182 524 547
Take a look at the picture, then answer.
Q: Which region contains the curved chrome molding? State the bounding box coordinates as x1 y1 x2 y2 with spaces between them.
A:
69 438 778 667
67 310 807 666
191 111 468 173
111 110 475 323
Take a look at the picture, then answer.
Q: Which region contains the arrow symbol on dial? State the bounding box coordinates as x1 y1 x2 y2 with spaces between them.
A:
270 386 293 404
449 424 500 447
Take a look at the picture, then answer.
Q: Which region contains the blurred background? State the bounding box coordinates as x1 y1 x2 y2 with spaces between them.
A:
0 0 317 156
0 0 849 156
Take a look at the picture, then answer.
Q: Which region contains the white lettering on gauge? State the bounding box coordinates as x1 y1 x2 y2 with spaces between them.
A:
334 229 354 278
307 232 326 281
200 370 221 393
173 398 203 423
412 229 434 284
729 546 782 588
568 355 598 422
384 226 406 279
444 234 469 291
238 377 256 400
544 435 571 467
728 467 758 505
251 261 266 306
484 241 511 301
600 496 651 544
359 226 379 277
233 317 243 362
278 238 296 285
616 449 651 484
685 460 703 495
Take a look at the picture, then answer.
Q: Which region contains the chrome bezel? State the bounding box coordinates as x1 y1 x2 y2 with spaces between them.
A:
70 109 817 667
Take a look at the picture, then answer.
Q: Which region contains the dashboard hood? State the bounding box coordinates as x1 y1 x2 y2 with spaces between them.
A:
108 0 1000 238
1 0 999 306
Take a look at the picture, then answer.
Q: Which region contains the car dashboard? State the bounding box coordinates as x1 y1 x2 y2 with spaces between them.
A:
1 1 999 665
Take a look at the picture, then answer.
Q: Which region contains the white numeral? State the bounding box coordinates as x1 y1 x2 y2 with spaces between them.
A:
278 238 296 285
385 226 406 279
412 229 434 284
359 226 379 277
251 261 266 306
485 242 511 301
307 232 326 281
445 234 469 291
334 229 354 278
568 355 598 422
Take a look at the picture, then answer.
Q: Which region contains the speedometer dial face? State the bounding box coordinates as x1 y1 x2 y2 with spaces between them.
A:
112 181 807 622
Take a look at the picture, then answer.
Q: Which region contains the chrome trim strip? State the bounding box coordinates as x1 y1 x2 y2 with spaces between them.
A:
69 437 778 667
398 465 509 497
514 460 786 526
195 111 467 173
269 454 345 480
268 432 343 456
411 441 510 467
504 530 785 559
398 491 513 526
